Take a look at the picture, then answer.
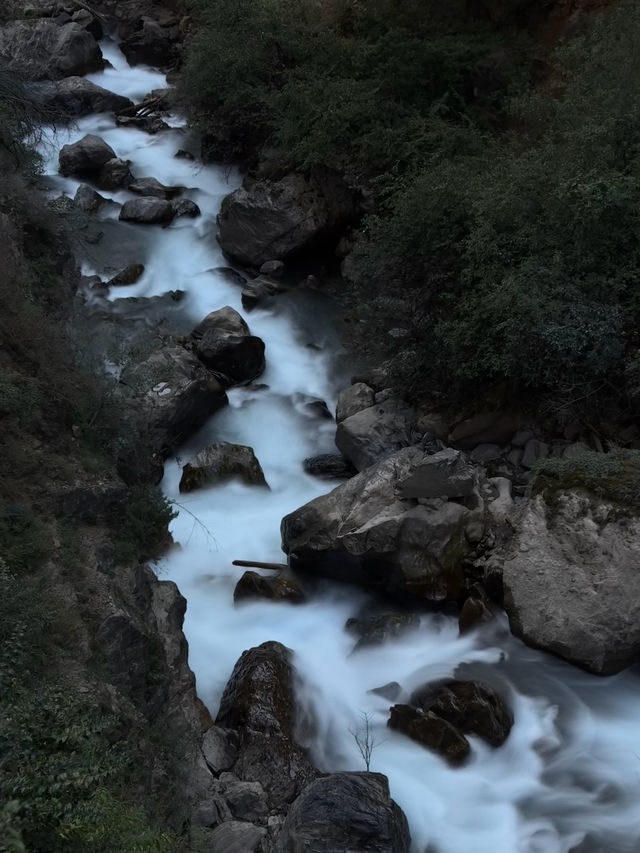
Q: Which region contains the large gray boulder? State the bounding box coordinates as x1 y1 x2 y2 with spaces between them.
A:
0 20 103 79
281 447 486 603
59 134 116 178
190 306 265 386
336 382 376 423
32 77 132 116
128 177 181 199
215 641 317 809
179 442 268 492
119 197 175 224
117 345 228 483
274 773 410 853
217 171 355 266
500 492 640 675
335 399 414 472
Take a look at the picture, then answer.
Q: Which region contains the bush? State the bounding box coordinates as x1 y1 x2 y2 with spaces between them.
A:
532 450 640 510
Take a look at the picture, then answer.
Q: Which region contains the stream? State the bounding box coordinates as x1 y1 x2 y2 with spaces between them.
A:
39 40 640 853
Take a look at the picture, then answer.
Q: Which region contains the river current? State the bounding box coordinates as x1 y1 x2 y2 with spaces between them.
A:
39 41 640 853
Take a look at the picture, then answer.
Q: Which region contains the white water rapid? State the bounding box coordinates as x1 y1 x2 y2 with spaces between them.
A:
39 41 640 853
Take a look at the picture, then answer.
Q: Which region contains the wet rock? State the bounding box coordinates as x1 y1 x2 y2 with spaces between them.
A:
234 571 305 604
107 263 145 287
59 133 115 178
171 198 201 218
449 410 523 449
397 448 478 500
120 14 181 68
119 196 175 224
521 438 550 469
346 613 420 650
410 680 513 746
71 8 103 39
97 157 134 190
175 149 195 160
190 306 265 386
336 382 376 423
369 682 403 702
303 453 356 479
202 726 238 775
260 259 284 278
214 267 247 288
335 399 414 472
274 772 411 853
129 177 181 199
241 274 288 311
458 583 497 634
217 170 356 266
115 114 170 133
179 442 268 492
210 820 265 853
470 443 503 463
32 76 132 116
388 705 470 765
0 20 103 79
282 446 486 604
216 774 269 822
500 493 640 674
216 641 317 808
73 183 108 212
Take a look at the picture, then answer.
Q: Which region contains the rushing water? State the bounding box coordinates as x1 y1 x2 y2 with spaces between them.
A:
39 41 640 853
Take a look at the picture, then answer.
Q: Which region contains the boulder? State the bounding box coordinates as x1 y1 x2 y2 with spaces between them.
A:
388 705 470 765
282 446 486 604
336 382 376 423
274 773 411 853
115 114 169 133
202 726 238 775
190 306 265 386
234 571 305 604
32 77 132 117
117 345 228 482
97 158 134 190
120 15 181 68
302 453 356 479
396 448 478 500
346 613 420 650
209 820 265 853
335 399 414 472
119 197 175 224
179 442 268 492
458 583 497 634
129 177 181 199
500 492 640 674
73 183 108 212
171 198 201 218
241 274 288 311
71 8 103 39
215 775 268 822
217 170 355 266
410 680 513 747
216 642 317 808
107 263 145 287
260 259 284 278
59 134 115 178
0 20 102 80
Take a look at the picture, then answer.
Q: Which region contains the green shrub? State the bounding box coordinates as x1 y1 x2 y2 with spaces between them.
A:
109 486 177 565
532 450 640 510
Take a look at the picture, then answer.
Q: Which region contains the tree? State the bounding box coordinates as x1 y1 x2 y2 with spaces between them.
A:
349 712 381 772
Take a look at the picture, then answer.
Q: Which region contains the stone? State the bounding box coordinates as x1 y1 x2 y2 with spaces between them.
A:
107 263 145 287
120 15 181 68
274 773 410 853
346 613 420 650
282 446 486 604
302 454 356 479
32 76 132 117
210 820 265 853
97 157 134 190
115 114 169 133
202 726 238 774
335 400 414 472
486 476 514 523
369 682 403 702
388 705 470 765
470 443 503 463
0 20 103 80
410 680 513 746
241 274 288 311
171 198 201 218
397 448 478 500
336 382 376 423
217 170 356 266
511 429 535 448
119 197 175 224
259 259 284 277
129 177 181 199
71 8 103 39
500 492 640 674
458 583 497 634
59 134 115 178
521 438 550 469
234 571 306 604
180 442 268 492
217 776 268 822
73 183 108 212
175 149 195 160
190 306 265 386
449 410 523 449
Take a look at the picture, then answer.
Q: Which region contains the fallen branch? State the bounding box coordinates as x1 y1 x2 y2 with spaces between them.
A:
232 560 287 571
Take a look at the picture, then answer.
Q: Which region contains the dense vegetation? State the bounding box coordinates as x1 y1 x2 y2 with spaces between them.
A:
0 70 179 852
179 0 639 435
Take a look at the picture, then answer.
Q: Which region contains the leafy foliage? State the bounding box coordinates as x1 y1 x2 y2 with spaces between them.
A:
532 450 640 510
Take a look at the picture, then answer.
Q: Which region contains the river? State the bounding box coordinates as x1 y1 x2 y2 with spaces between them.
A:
39 39 640 853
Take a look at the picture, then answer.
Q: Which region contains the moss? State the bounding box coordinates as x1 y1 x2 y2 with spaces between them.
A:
532 450 640 512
